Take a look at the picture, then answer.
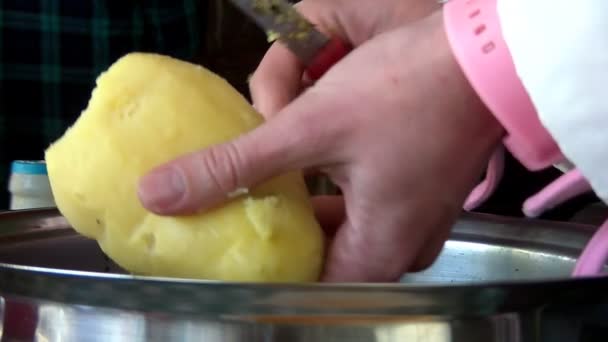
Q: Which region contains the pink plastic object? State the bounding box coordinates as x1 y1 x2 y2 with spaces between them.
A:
573 219 608 276
521 169 608 277
443 0 563 171
523 169 592 218
519 169 608 276
464 146 505 211
444 0 608 277
306 38 351 81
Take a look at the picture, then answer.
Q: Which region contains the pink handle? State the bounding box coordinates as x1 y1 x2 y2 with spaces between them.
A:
574 219 608 277
523 169 592 218
463 146 505 211
305 38 351 81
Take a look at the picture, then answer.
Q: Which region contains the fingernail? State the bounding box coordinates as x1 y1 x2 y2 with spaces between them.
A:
138 166 186 212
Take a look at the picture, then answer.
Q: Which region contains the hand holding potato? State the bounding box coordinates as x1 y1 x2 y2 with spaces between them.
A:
139 11 504 282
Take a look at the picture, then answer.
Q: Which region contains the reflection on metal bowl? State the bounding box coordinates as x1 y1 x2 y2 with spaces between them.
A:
0 208 607 341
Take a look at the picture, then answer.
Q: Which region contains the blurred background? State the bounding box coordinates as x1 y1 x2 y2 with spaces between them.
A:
0 0 603 224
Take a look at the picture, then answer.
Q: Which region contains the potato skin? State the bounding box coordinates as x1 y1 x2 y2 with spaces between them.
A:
45 53 324 282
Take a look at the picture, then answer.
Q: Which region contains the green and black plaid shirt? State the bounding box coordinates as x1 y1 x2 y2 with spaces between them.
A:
0 0 206 208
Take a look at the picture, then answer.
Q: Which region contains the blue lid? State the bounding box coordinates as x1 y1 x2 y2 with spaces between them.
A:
11 160 48 175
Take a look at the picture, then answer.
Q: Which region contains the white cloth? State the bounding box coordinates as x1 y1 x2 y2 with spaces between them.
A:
497 0 608 202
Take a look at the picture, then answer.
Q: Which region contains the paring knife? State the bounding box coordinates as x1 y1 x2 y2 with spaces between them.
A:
227 0 351 80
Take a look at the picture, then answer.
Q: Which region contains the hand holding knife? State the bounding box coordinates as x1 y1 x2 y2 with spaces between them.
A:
227 0 351 80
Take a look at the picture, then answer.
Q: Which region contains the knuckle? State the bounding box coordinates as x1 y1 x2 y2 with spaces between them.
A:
285 109 338 163
297 90 356 152
199 142 246 194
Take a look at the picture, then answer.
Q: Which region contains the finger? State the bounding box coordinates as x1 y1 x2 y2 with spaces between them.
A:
138 92 343 215
321 200 451 282
321 225 422 282
321 219 414 282
249 1 350 117
410 223 450 272
249 43 305 117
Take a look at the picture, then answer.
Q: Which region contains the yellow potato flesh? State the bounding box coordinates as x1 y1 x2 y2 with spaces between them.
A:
44 53 324 282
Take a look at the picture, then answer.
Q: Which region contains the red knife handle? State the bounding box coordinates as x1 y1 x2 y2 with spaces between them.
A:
305 37 351 81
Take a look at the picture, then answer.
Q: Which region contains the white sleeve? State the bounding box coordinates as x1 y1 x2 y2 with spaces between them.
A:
497 0 608 203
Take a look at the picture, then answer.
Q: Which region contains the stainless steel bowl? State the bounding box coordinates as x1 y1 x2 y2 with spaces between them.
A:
0 208 607 341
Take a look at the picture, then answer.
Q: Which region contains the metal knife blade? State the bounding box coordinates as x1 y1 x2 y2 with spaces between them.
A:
228 0 331 66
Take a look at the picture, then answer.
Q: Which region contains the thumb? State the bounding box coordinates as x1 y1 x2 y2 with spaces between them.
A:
137 93 340 215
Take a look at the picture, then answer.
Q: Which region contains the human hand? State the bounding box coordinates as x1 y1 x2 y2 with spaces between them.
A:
250 0 442 117
138 8 504 281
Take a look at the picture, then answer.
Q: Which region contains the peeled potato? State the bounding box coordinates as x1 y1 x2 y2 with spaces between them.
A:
45 53 324 282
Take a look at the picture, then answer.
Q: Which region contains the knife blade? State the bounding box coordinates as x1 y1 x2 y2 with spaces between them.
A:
227 0 351 80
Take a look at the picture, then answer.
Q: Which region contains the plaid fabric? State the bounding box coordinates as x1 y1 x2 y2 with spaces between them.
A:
0 0 205 208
